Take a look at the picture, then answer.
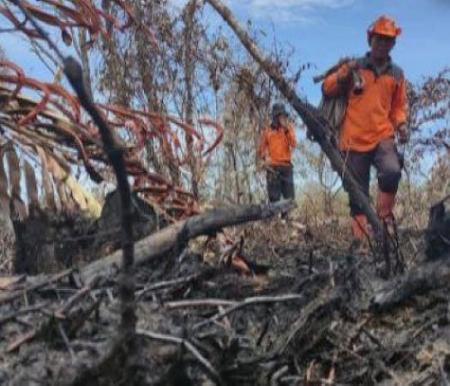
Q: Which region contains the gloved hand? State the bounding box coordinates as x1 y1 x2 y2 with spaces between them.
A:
337 60 359 83
397 123 409 144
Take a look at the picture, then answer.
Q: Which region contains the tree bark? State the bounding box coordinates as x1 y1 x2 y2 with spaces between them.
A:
77 29 94 101
183 0 199 198
426 195 450 259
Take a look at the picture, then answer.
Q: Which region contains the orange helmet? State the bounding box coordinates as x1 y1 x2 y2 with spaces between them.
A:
367 16 401 41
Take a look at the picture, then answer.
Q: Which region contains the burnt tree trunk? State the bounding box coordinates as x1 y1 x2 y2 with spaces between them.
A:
183 0 199 198
11 190 160 275
426 195 450 260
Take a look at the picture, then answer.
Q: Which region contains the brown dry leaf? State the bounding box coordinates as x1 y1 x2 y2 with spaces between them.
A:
36 146 57 212
6 147 21 199
56 180 74 213
24 160 39 211
46 154 101 217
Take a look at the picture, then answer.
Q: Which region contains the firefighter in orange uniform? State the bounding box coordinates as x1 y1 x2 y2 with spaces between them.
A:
322 16 409 245
258 103 297 204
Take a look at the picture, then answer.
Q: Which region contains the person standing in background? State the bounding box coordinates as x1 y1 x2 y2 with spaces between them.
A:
258 103 297 206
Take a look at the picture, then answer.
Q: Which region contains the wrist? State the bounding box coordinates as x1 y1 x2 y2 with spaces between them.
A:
336 66 350 83
397 123 408 133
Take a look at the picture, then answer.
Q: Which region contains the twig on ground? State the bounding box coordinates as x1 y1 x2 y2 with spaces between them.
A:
136 273 200 300
137 328 224 386
7 329 37 352
0 302 48 326
54 276 101 319
0 269 73 306
58 321 76 360
270 365 289 386
193 294 303 330
165 298 237 309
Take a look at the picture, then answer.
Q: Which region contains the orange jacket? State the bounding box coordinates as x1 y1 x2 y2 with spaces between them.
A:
322 55 408 152
258 124 296 165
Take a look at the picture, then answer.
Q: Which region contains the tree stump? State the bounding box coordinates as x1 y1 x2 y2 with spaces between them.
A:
91 190 161 256
12 190 160 274
426 195 450 260
12 213 93 274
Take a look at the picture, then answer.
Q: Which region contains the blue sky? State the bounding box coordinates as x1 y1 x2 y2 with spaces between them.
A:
2 0 449 104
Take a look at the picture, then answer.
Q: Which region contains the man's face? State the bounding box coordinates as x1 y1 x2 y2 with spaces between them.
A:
278 114 288 127
370 34 395 60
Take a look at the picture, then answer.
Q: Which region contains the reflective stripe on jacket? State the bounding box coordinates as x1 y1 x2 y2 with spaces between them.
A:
322 54 408 152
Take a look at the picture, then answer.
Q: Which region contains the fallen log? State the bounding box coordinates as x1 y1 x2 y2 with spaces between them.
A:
370 255 450 312
79 200 295 285
2 201 293 303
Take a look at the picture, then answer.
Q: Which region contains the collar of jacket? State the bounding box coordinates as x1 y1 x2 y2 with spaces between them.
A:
358 53 393 77
270 123 283 131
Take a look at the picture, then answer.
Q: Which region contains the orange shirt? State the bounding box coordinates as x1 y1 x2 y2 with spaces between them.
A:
258 124 297 165
322 55 408 152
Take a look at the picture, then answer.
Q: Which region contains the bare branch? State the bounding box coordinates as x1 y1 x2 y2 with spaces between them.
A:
63 57 135 342
193 294 303 330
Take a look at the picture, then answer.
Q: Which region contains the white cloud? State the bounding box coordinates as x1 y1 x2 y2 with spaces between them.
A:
248 0 355 22
250 0 354 10
167 0 354 23
251 8 314 24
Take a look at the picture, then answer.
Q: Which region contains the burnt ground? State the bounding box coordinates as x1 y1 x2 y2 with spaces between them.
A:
0 214 449 386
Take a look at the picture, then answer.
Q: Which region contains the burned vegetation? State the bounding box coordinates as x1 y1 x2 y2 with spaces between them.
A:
0 0 449 385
